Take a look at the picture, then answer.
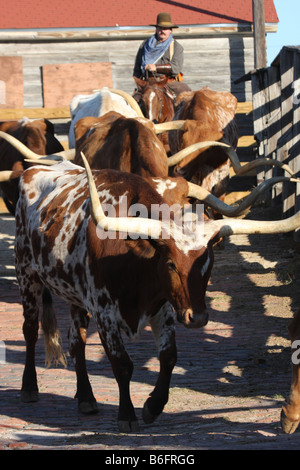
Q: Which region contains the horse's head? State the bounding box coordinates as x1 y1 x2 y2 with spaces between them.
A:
134 77 175 123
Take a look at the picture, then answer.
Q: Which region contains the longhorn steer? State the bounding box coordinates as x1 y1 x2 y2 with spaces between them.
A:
170 86 238 149
168 87 239 202
16 160 212 432
73 111 169 178
0 118 64 214
15 156 300 433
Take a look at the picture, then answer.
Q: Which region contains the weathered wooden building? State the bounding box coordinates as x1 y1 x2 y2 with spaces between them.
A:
0 0 278 108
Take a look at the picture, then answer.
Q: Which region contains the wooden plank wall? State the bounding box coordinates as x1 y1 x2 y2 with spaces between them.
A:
0 57 24 108
0 35 254 107
251 46 300 239
42 62 113 107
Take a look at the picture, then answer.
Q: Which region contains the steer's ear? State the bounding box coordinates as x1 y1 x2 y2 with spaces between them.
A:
43 119 56 135
126 238 157 259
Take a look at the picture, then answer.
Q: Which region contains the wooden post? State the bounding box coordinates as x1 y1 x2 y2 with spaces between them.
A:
253 0 267 69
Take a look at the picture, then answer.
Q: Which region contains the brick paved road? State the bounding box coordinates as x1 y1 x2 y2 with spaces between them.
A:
1 208 300 450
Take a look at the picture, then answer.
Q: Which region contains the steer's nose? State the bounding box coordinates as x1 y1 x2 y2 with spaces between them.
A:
179 309 209 329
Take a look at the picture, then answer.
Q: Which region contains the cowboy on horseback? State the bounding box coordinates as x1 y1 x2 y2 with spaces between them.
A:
133 12 191 99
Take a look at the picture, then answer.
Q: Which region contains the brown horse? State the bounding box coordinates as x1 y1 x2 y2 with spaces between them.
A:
134 77 178 154
134 77 176 124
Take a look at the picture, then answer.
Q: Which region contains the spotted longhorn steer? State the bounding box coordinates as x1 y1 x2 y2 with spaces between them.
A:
15 157 300 433
0 118 64 214
15 160 214 431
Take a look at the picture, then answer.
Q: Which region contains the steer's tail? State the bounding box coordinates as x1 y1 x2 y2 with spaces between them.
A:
41 288 67 368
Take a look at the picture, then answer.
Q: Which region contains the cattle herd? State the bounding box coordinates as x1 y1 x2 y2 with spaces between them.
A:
0 83 299 434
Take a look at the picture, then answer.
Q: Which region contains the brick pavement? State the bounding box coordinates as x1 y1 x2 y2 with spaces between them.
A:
1 209 300 450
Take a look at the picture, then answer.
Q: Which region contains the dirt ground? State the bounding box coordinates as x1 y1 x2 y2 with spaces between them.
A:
1 201 300 450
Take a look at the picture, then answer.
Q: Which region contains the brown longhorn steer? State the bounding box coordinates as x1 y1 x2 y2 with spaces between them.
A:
0 118 64 214
15 156 300 433
168 87 239 203
73 111 169 178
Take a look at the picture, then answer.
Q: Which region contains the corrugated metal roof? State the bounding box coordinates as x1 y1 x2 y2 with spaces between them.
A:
0 0 278 29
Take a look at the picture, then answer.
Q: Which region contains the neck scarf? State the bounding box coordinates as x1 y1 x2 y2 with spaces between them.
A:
141 34 173 74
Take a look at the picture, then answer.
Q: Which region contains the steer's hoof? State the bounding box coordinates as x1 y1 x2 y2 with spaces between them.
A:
78 400 98 414
118 420 140 433
281 409 300 434
142 401 160 424
21 390 39 403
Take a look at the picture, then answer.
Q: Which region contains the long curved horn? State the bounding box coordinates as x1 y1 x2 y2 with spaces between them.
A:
188 177 300 217
232 157 294 176
167 139 294 176
25 153 74 165
0 131 75 161
56 149 76 160
24 158 62 166
211 141 294 176
154 121 186 134
216 210 300 237
81 152 162 238
108 88 145 118
0 170 14 182
168 141 231 166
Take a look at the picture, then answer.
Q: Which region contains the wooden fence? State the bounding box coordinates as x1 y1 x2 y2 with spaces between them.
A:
251 46 300 238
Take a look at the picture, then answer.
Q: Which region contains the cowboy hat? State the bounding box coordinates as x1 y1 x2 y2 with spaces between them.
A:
151 12 179 29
